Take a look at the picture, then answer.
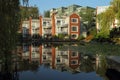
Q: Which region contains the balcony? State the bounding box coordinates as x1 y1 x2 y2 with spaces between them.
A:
61 24 68 27
42 48 52 53
43 25 52 29
43 30 51 34
57 23 68 28
57 31 68 34
43 31 51 34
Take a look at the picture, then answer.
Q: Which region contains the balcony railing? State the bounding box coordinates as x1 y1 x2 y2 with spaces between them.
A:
60 23 68 27
57 31 68 34
43 30 51 34
43 25 52 28
57 23 68 28
42 49 52 53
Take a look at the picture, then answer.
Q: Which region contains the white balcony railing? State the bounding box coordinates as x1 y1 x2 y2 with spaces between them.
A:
57 23 68 27
43 25 52 28
57 31 68 34
61 23 68 27
42 49 52 53
43 30 51 34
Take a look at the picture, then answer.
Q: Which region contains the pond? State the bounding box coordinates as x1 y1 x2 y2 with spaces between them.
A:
0 42 120 80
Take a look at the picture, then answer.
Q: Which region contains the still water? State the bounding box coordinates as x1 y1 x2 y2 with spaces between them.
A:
0 42 120 80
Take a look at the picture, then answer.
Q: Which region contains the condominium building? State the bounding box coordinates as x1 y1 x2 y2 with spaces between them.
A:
50 4 95 17
21 13 81 39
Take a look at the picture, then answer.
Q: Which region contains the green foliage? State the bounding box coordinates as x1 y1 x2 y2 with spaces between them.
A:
116 10 120 25
111 0 120 13
97 7 115 38
0 0 20 53
20 6 39 19
79 8 96 32
58 34 66 39
77 35 85 40
97 0 120 38
89 27 97 36
111 0 120 24
44 10 50 17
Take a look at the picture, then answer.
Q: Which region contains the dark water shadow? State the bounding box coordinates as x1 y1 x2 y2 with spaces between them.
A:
106 69 120 80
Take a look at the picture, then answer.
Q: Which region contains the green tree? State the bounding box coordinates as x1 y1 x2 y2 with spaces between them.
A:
0 1 20 79
79 8 96 34
20 6 39 19
0 0 20 54
44 10 50 17
97 7 115 38
111 0 120 24
97 0 120 38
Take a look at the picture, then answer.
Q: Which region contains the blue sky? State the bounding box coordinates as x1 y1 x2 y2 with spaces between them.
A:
20 0 111 15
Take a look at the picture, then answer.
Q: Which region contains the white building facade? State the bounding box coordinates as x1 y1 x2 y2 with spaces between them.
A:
21 13 81 39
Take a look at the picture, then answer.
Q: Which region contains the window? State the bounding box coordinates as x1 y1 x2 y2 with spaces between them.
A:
71 34 77 39
71 26 77 31
57 20 61 25
24 53 29 56
57 59 60 63
23 28 27 34
23 45 29 52
71 60 78 65
22 27 29 34
43 55 46 60
32 52 35 58
62 20 65 23
47 22 50 25
71 18 78 23
32 26 35 30
43 22 46 26
71 52 77 57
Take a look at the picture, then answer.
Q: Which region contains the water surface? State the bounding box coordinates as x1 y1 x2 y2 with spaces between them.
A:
0 42 120 80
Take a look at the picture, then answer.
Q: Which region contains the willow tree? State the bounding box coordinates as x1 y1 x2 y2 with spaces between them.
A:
97 0 120 38
97 7 115 38
0 0 20 54
111 0 120 23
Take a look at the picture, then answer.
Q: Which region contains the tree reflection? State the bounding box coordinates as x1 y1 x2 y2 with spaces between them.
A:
30 61 39 72
95 54 108 80
44 63 50 68
0 0 20 79
19 59 30 71
0 52 19 80
106 69 120 80
80 55 95 72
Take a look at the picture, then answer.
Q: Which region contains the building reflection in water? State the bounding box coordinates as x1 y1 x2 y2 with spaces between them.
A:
17 43 107 74
1 43 120 80
18 43 81 73
0 43 112 80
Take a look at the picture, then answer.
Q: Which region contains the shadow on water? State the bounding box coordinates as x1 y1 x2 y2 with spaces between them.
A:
106 69 120 80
